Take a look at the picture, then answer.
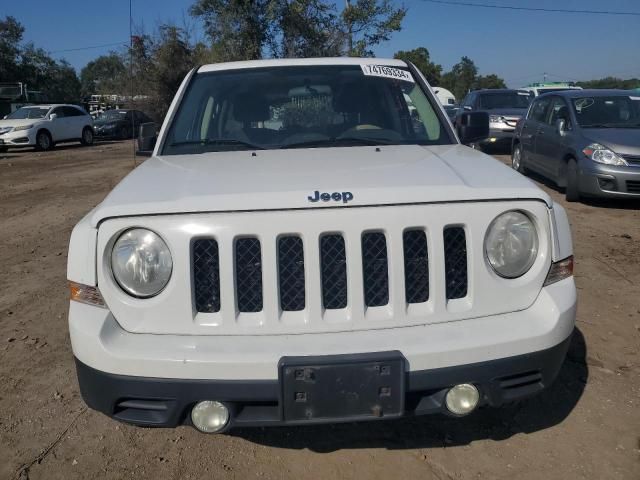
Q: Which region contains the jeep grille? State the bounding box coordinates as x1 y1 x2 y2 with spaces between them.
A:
192 227 468 313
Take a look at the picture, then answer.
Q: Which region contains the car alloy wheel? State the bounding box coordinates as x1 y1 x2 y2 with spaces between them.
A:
512 145 523 172
82 128 94 145
37 132 51 151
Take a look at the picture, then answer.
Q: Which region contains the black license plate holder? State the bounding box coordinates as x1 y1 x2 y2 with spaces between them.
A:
279 351 405 423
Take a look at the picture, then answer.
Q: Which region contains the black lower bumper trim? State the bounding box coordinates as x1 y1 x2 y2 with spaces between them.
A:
75 333 572 430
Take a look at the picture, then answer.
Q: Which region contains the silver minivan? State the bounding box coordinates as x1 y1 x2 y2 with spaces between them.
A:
512 90 640 201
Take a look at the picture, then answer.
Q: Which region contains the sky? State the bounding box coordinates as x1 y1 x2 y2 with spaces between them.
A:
4 0 640 88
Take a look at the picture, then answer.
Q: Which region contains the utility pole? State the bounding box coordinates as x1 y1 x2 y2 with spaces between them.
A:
129 0 136 166
345 0 353 55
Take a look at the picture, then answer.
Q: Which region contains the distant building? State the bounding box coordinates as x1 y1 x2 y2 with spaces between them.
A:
85 93 150 117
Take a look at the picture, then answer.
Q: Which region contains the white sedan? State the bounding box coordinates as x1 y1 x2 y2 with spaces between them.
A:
0 104 94 152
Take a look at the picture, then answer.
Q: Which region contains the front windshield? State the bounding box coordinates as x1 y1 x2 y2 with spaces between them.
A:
478 92 531 109
162 64 451 154
572 95 640 128
6 107 49 119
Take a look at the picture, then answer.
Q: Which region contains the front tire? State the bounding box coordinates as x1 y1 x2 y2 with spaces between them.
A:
512 143 525 173
565 158 580 202
35 130 53 151
81 127 94 146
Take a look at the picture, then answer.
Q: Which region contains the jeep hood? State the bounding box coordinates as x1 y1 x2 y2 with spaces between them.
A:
90 144 550 226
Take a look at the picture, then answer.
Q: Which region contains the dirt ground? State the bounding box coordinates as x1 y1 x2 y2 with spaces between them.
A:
0 141 638 480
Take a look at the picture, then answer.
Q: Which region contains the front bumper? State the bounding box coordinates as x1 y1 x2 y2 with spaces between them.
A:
578 160 640 198
480 127 515 145
70 277 576 429
0 129 36 147
93 128 119 138
75 334 572 429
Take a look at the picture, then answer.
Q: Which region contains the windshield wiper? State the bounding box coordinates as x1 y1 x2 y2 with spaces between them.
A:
580 123 617 128
168 138 265 150
281 136 398 149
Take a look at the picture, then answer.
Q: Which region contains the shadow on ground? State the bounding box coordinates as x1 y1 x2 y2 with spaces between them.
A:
232 329 587 453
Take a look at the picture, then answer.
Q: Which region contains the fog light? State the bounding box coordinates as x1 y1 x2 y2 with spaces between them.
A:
489 137 497 143
597 177 617 191
445 384 479 415
191 401 229 433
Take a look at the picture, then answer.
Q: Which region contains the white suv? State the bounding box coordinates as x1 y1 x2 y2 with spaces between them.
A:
68 58 576 434
0 104 93 152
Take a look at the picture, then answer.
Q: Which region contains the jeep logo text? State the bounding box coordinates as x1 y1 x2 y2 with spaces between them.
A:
307 190 354 204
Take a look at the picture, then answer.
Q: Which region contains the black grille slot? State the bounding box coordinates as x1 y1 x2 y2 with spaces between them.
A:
278 236 305 311
193 239 221 313
320 234 348 309
235 238 263 312
403 230 429 303
443 227 468 299
626 180 640 193
362 232 389 307
622 154 640 167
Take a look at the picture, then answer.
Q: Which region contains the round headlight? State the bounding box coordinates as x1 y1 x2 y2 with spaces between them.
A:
111 228 172 297
485 211 538 278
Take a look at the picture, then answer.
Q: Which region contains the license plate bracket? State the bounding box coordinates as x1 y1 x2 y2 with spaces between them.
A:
279 351 405 423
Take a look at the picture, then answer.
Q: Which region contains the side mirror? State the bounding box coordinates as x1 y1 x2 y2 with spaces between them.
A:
136 122 157 157
556 118 567 136
49 113 58 121
457 111 489 145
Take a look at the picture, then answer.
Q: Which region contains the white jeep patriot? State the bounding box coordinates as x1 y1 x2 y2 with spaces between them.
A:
68 58 576 433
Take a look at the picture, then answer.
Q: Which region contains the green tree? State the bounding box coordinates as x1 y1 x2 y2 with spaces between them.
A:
122 25 197 121
190 0 272 61
190 0 406 60
343 0 406 57
80 53 127 97
0 16 24 82
0 16 81 102
393 47 441 85
46 59 82 101
577 77 640 89
275 0 344 58
150 26 194 116
19 44 81 101
441 56 477 100
474 73 506 90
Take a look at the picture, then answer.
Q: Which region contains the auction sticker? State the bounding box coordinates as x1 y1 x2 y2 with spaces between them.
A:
361 64 414 82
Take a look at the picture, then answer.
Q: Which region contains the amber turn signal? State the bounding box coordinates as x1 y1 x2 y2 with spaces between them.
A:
544 256 574 286
69 281 106 308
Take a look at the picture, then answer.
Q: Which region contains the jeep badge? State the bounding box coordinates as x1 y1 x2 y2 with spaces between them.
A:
307 190 354 204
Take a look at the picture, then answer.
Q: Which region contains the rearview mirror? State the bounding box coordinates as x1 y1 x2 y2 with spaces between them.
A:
556 118 567 136
457 111 489 145
49 113 57 121
136 122 157 157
